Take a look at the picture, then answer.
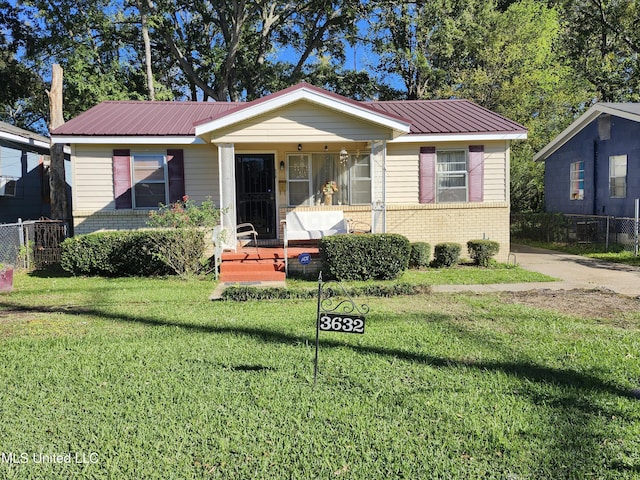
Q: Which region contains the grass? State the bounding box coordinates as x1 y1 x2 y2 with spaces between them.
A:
0 271 639 479
287 262 555 289
516 240 640 267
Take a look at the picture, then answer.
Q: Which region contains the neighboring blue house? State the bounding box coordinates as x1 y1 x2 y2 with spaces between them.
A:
0 121 71 223
534 103 640 218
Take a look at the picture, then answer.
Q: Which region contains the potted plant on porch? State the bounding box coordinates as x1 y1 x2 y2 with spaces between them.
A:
0 264 14 293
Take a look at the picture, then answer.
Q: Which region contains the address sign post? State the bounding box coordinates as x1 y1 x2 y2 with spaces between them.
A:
314 271 369 385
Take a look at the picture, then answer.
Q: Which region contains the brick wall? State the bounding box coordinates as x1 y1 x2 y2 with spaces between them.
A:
73 210 152 234
386 203 510 262
74 202 510 262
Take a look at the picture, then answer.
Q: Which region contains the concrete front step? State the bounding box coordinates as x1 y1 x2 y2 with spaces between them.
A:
221 262 285 273
219 246 319 282
220 270 286 282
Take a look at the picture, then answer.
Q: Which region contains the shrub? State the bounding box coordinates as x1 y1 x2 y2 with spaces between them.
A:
60 230 205 277
432 242 461 268
147 196 221 229
320 234 410 281
409 242 431 268
219 282 430 301
467 240 500 267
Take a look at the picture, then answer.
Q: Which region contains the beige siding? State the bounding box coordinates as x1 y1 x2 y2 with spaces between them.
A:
386 140 508 204
386 144 420 203
73 145 117 211
483 143 507 202
211 102 393 143
183 145 219 203
72 144 219 214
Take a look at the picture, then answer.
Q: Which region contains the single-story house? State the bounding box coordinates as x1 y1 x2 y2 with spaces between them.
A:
0 121 71 223
51 82 526 262
534 103 640 218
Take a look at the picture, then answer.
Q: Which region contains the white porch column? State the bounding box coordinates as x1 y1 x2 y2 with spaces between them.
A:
217 143 237 249
371 140 387 233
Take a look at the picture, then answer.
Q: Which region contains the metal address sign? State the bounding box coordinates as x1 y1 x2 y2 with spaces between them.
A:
318 314 365 334
314 272 369 385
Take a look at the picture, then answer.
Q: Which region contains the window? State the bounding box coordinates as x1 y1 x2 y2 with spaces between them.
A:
609 155 627 198
570 161 584 200
132 153 167 208
436 150 467 203
286 152 370 206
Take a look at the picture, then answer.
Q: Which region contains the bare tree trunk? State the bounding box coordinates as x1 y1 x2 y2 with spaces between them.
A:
47 64 68 220
137 0 155 100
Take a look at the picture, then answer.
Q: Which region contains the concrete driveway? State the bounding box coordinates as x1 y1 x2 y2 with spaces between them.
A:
433 244 640 296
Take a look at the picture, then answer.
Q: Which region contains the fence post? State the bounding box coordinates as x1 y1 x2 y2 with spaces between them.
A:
635 199 639 257
605 216 610 251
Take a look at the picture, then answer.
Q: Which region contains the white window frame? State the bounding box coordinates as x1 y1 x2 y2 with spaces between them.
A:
131 153 169 209
570 161 584 200
285 151 371 206
286 153 312 206
609 154 627 199
349 153 372 205
436 149 468 203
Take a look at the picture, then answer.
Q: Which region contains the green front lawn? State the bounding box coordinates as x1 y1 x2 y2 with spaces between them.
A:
0 272 638 479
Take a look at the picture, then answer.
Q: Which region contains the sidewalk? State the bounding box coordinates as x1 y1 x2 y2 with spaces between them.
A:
432 244 640 296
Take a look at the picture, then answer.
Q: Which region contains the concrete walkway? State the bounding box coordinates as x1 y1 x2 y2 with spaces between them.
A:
432 244 640 297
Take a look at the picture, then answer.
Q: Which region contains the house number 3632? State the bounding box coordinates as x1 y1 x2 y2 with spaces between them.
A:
318 314 365 334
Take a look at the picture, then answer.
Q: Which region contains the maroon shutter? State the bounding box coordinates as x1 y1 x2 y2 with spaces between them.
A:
113 149 132 209
167 149 185 203
468 145 484 202
419 146 436 203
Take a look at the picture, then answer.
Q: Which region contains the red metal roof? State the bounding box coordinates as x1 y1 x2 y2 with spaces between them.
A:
365 99 526 135
52 85 526 137
52 101 240 136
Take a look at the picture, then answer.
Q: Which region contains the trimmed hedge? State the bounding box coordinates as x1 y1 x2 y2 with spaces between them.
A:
60 229 205 277
467 240 500 267
320 233 410 281
432 242 461 268
220 282 430 301
409 242 431 268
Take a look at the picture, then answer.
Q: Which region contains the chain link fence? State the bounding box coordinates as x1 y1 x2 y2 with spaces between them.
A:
511 213 640 253
0 219 69 269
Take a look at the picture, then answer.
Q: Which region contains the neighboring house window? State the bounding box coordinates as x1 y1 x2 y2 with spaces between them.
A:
609 155 627 198
112 149 185 209
570 161 584 200
286 152 370 206
132 153 168 208
436 150 467 203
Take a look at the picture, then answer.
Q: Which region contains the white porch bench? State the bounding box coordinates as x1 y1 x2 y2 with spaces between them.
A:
282 210 349 275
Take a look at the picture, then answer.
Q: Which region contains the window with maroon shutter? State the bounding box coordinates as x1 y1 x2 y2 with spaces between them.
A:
113 149 132 209
436 150 467 203
419 146 436 203
468 145 484 202
131 153 167 208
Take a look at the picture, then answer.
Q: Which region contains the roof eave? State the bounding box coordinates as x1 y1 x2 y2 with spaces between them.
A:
51 135 205 145
391 132 527 143
0 131 51 150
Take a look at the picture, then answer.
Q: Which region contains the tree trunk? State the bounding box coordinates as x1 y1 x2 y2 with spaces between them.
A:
48 64 68 220
137 0 155 100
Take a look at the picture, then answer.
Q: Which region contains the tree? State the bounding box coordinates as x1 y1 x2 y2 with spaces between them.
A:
451 0 593 211
0 1 46 130
368 0 497 99
561 0 640 102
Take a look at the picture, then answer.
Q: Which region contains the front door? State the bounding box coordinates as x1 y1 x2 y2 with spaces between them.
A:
235 154 276 239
